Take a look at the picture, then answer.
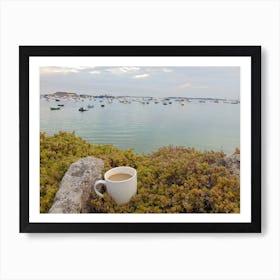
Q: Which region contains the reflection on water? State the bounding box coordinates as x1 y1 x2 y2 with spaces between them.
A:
40 98 240 154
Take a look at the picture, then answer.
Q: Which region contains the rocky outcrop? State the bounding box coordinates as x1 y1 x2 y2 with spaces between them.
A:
49 157 104 213
216 154 240 175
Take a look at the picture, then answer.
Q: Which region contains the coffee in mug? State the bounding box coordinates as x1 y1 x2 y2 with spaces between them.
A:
93 166 137 205
108 173 132 181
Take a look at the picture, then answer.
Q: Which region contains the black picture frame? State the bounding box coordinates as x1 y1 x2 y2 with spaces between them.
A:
20 46 261 233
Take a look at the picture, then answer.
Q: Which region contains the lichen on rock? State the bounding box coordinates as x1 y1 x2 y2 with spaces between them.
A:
49 157 104 213
216 154 240 176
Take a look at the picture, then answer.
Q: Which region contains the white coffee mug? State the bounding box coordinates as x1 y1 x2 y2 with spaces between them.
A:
93 166 137 205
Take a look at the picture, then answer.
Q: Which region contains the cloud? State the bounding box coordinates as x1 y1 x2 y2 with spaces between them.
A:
162 68 174 73
40 66 90 74
40 67 72 74
105 67 140 75
40 66 174 77
133 73 150 79
89 70 101 74
193 85 209 89
177 83 192 89
122 67 140 72
40 66 239 98
177 82 209 90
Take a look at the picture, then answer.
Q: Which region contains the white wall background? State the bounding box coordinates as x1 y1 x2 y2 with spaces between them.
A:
0 0 279 279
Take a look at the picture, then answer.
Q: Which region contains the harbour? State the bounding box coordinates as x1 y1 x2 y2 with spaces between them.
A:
40 93 240 154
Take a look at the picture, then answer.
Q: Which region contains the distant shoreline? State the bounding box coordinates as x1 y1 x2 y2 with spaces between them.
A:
40 91 240 103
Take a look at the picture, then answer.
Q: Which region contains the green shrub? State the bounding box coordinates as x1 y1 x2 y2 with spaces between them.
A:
40 132 240 213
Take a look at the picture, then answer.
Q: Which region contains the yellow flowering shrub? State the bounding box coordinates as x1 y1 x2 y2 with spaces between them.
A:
40 132 240 213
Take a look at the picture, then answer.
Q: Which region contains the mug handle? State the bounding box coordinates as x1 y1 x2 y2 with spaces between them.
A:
94 180 107 198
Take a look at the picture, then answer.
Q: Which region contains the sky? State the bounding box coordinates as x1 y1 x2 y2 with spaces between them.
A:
40 66 240 99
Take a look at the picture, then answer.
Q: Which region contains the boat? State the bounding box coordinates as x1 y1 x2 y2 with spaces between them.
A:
101 104 105 107
163 102 168 105
87 104 94 108
50 107 61 110
169 101 172 104
55 99 60 102
78 107 88 112
57 104 64 107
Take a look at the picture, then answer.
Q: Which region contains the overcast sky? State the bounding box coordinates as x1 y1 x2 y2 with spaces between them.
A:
40 66 240 99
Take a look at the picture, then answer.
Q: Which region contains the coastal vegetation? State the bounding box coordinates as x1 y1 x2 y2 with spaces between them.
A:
40 132 240 213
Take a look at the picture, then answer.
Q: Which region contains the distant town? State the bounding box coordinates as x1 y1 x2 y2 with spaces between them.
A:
41 91 240 105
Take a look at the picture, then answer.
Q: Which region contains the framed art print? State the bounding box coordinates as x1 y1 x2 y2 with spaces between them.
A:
19 46 261 233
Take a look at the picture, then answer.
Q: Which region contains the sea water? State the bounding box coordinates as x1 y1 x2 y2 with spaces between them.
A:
40 98 240 154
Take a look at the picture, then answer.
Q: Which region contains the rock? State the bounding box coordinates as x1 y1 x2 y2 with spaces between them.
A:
216 154 240 176
49 157 104 213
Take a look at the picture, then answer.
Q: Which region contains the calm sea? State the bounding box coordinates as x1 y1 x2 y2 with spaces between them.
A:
40 98 240 154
